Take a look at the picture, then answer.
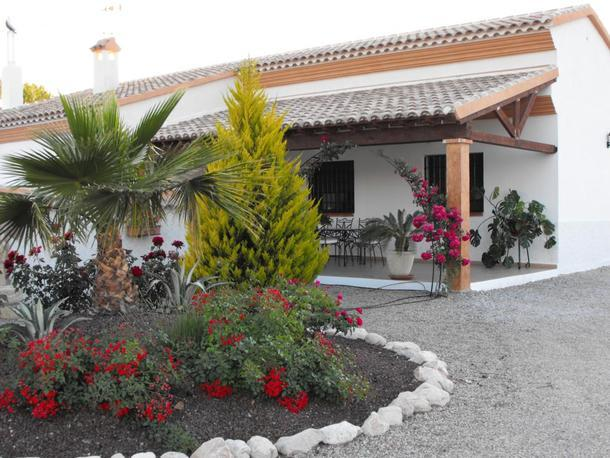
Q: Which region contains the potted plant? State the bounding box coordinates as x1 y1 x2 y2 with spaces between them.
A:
361 210 417 279
470 187 556 268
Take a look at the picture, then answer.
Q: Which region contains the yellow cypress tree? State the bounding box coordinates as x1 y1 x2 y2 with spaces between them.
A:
185 62 328 285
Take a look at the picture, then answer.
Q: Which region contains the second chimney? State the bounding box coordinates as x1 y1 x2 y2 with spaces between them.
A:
90 37 120 94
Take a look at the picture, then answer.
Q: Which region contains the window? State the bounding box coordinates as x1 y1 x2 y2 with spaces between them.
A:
424 153 484 214
310 161 354 214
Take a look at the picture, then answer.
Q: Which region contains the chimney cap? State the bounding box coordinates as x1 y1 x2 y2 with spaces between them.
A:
90 37 121 53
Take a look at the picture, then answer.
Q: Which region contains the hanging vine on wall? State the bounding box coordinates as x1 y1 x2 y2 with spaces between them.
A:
469 187 556 269
299 137 356 182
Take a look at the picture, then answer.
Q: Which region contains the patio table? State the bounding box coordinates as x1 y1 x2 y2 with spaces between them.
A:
319 227 363 266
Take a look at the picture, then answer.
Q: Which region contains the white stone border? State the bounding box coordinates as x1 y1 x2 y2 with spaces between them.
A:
68 328 453 458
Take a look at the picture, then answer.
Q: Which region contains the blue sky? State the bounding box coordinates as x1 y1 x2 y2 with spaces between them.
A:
1 0 608 94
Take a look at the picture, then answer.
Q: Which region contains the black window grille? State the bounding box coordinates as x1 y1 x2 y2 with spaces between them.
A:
310 161 354 214
424 153 484 213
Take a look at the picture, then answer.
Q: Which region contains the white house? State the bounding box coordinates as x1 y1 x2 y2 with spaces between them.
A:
1 4 609 292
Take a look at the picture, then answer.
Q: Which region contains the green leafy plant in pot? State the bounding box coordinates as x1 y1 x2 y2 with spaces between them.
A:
361 210 417 279
470 187 556 269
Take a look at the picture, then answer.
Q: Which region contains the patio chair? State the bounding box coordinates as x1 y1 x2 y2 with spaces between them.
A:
319 222 339 259
356 218 385 266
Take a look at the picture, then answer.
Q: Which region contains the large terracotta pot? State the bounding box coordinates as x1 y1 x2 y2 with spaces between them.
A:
386 250 416 279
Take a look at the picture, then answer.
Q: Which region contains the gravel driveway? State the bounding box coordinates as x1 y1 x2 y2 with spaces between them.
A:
310 267 610 457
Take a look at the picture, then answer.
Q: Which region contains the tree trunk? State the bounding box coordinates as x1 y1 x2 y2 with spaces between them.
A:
95 229 137 311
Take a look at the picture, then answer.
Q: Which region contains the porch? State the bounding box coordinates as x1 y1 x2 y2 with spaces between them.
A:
318 257 558 291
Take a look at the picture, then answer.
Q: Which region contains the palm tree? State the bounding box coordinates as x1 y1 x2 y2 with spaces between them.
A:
0 92 255 311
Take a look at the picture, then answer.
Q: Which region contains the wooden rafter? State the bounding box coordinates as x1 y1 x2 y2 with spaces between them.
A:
469 130 556 154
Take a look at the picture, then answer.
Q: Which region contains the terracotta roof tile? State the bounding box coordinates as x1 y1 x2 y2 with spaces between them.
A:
0 5 584 131
155 66 555 141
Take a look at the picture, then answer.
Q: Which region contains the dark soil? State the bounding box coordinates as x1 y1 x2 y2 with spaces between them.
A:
0 313 418 458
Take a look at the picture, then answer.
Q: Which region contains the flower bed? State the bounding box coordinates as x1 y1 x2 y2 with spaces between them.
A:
0 281 422 456
0 318 419 457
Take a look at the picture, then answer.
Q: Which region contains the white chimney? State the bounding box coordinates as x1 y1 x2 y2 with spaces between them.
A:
2 18 24 108
90 37 120 94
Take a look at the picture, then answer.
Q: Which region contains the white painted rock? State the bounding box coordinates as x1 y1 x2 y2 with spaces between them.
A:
319 421 362 445
361 412 390 436
323 327 337 336
225 439 250 458
384 341 420 353
414 382 451 406
275 428 324 456
341 327 368 340
423 359 449 377
414 366 454 393
247 436 278 458
409 350 439 364
160 453 189 458
111 454 126 458
393 347 421 359
391 391 432 413
377 405 403 425
191 438 232 458
132 454 155 458
364 332 387 346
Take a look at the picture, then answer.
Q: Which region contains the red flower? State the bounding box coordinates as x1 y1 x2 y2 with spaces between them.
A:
278 391 309 413
201 379 233 398
435 254 446 265
98 401 111 411
0 388 16 414
171 240 184 249
462 258 470 266
131 266 143 277
7 250 16 261
152 236 164 247
345 316 353 325
421 252 432 261
15 254 26 265
355 307 363 314
28 246 42 256
320 134 330 143
356 316 363 327
262 368 287 398
462 234 471 241
63 231 74 241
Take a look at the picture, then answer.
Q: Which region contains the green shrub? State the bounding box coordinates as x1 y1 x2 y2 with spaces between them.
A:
184 62 328 286
166 280 367 412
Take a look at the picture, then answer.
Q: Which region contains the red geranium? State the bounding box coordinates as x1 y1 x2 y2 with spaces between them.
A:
278 391 309 413
262 368 287 398
152 236 164 247
171 240 184 249
201 379 233 398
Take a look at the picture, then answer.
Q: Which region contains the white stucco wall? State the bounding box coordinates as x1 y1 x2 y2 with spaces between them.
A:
551 18 610 273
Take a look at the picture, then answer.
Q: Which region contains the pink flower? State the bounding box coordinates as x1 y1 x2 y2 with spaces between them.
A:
422 223 434 233
337 292 343 301
449 239 461 248
314 280 321 287
435 254 446 265
355 307 363 314
410 167 417 173
356 317 363 327
462 234 470 241
421 252 433 261
413 214 427 228
345 316 353 325
411 233 425 242
320 134 330 143
448 249 460 259
462 258 471 266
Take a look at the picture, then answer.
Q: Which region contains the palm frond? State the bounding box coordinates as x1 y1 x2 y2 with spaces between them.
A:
0 192 53 248
130 91 184 153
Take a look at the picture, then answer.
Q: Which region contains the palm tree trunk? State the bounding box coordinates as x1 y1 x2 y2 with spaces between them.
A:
95 228 136 311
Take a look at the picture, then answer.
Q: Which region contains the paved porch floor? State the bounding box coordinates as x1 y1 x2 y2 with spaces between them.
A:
320 257 557 291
